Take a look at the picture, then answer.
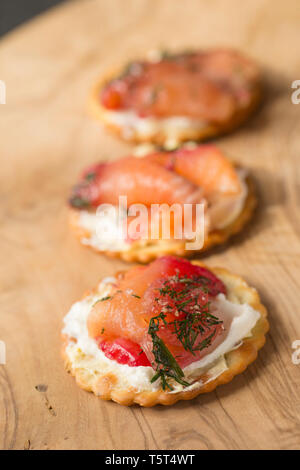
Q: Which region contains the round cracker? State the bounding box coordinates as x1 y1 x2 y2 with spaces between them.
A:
69 177 256 263
89 61 261 145
62 261 268 406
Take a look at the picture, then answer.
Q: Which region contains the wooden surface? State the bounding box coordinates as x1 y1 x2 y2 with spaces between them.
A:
1 0 300 450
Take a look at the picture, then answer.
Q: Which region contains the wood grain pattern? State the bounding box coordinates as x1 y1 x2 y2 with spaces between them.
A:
0 0 300 450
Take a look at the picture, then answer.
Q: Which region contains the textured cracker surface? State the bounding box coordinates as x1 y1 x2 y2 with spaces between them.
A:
62 261 268 406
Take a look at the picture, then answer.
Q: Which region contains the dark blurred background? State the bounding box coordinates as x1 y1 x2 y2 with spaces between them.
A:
0 0 66 36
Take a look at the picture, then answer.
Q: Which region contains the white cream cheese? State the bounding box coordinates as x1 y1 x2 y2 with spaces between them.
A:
103 109 206 142
79 205 131 252
63 281 160 391
62 279 260 393
209 169 248 230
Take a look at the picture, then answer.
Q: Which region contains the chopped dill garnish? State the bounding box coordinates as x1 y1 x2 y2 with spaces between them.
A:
69 196 90 209
100 295 112 302
148 274 223 389
92 295 112 307
85 172 96 181
148 313 189 390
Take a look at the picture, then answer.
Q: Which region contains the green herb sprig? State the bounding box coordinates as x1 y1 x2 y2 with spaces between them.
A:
148 313 189 390
148 275 223 390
